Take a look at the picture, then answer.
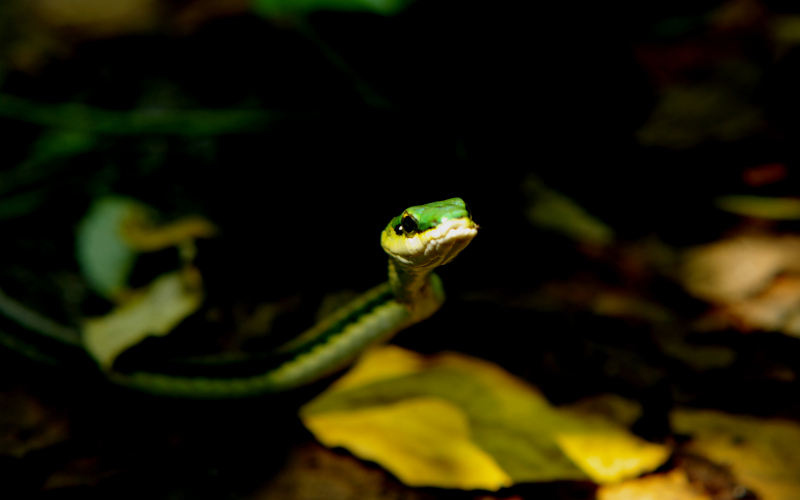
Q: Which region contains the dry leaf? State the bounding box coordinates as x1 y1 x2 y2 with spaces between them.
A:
597 469 711 500
681 235 800 303
682 235 800 337
253 442 433 500
671 407 800 500
0 388 70 458
724 275 800 336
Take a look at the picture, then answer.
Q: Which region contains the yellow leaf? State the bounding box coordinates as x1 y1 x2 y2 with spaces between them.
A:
671 408 800 500
120 214 217 252
304 397 512 490
555 431 671 484
327 343 428 391
83 269 203 369
597 469 711 500
301 346 670 489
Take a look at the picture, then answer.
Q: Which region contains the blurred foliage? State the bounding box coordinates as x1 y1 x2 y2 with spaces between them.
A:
4 0 800 498
714 195 800 220
672 408 800 500
522 174 615 247
635 61 765 149
253 0 415 17
76 196 215 298
0 95 281 135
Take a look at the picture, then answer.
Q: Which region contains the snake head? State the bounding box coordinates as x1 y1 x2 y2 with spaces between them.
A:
381 198 478 271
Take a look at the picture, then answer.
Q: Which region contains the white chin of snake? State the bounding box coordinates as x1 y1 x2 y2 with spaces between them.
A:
421 218 478 268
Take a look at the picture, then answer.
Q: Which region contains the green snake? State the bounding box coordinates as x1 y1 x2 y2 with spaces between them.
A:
93 197 478 398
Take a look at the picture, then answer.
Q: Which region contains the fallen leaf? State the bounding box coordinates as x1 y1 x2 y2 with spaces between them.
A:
680 235 800 303
253 442 433 500
681 234 800 337
301 346 670 489
597 469 711 500
555 430 671 485
0 388 70 458
723 275 800 336
82 269 204 369
304 397 512 490
327 342 428 391
671 407 800 500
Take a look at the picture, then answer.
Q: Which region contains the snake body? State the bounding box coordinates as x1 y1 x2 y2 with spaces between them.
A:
106 198 478 398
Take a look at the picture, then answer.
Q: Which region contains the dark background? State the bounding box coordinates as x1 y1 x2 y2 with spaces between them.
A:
2 0 800 498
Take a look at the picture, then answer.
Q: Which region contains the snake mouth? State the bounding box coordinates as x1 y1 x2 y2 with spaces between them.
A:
383 215 478 269
421 217 478 267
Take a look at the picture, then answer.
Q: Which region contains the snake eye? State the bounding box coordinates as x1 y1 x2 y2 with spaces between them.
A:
401 216 418 234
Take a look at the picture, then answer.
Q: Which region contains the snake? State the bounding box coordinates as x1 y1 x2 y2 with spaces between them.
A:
95 197 479 398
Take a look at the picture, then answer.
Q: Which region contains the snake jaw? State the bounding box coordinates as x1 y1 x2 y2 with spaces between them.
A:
421 217 478 268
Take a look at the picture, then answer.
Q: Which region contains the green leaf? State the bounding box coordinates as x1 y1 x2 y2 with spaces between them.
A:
76 197 148 299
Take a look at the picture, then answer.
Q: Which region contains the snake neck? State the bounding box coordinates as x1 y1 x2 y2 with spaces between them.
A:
387 258 445 322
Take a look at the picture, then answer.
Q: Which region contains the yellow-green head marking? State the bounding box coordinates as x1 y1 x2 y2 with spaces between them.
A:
381 198 478 311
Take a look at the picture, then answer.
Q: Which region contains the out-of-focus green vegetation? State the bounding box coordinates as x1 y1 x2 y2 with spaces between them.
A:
253 0 415 16
0 94 283 135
